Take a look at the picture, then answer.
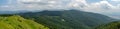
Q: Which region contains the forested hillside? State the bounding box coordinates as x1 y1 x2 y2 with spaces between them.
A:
96 21 120 29
19 10 115 29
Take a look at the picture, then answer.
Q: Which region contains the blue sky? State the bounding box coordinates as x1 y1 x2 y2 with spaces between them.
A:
0 0 120 18
86 0 102 3
0 0 8 5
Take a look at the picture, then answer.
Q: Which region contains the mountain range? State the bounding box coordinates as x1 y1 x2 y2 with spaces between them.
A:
19 10 115 29
0 9 117 29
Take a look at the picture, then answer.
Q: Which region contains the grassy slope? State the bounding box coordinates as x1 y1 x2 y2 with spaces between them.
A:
0 15 49 29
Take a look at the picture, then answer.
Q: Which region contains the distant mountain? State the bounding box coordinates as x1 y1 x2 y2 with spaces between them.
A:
0 10 32 14
96 21 120 29
0 15 49 29
19 10 115 29
0 11 18 14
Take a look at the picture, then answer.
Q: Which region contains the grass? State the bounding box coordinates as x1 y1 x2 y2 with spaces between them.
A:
0 15 49 29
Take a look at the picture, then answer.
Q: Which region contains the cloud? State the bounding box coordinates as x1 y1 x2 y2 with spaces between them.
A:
0 0 73 11
111 0 120 2
0 0 120 13
75 0 120 19
19 0 41 2
82 0 118 12
0 0 118 13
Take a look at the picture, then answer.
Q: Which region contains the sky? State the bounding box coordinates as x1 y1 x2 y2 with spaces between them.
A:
0 0 120 18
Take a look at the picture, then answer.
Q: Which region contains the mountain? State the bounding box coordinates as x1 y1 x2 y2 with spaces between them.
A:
96 21 120 29
0 10 31 14
19 10 115 29
0 11 18 14
0 15 49 29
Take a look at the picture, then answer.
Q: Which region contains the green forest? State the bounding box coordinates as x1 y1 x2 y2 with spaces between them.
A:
96 21 120 29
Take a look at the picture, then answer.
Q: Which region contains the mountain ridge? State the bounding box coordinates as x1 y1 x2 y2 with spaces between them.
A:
19 10 115 29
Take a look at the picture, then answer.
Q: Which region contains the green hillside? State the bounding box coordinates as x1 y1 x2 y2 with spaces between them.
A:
0 15 49 29
19 10 114 29
96 21 120 29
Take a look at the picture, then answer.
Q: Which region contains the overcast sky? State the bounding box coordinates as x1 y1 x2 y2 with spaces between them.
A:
0 0 120 18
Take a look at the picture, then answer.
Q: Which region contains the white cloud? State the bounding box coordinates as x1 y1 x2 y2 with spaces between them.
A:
20 0 41 2
82 0 116 12
111 0 120 2
48 1 56 4
0 0 120 13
